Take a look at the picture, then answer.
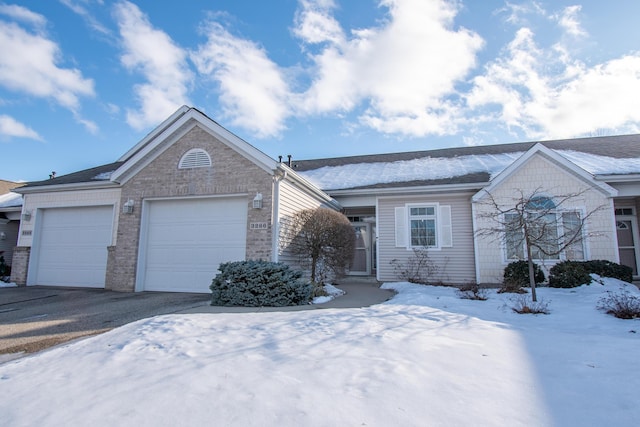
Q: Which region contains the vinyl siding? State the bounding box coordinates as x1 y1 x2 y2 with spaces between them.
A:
377 192 476 284
473 154 618 283
276 179 330 269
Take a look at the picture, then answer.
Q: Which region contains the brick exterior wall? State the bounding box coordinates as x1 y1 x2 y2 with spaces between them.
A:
10 246 30 286
106 123 274 292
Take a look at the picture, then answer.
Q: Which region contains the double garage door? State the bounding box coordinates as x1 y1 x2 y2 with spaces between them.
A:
140 197 247 293
32 198 247 292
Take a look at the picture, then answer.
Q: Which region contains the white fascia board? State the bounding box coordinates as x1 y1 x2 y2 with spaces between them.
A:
327 182 486 198
12 181 119 194
117 105 190 162
472 143 618 202
111 108 279 184
194 114 278 174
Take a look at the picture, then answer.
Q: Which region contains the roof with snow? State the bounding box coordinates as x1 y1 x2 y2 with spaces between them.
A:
0 191 23 208
293 134 640 191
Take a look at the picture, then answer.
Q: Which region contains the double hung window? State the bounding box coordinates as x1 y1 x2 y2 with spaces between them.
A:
504 196 584 261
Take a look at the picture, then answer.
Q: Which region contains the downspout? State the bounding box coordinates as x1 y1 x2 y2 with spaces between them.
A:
271 170 286 262
471 199 481 284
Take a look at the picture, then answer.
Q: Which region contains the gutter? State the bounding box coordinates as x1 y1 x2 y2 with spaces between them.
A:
12 180 120 194
326 182 487 197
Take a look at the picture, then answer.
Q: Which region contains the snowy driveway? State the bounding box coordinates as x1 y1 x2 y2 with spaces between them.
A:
0 286 210 357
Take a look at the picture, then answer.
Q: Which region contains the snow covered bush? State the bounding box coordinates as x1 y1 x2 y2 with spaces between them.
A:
583 260 633 283
210 261 312 307
549 260 632 288
456 282 489 300
501 260 544 293
509 295 550 315
597 290 640 319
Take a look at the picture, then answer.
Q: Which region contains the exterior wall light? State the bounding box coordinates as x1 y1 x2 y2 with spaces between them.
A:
21 210 32 222
253 193 263 209
0 232 6 240
122 199 135 214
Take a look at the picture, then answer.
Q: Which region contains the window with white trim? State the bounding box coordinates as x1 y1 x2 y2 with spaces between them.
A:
179 148 212 169
394 204 452 249
409 206 437 247
504 196 584 261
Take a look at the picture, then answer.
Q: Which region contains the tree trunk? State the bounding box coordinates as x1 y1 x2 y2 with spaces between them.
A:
526 242 538 302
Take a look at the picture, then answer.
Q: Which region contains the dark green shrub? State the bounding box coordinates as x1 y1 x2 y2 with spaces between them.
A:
548 261 591 288
210 260 312 307
549 260 633 288
0 254 10 279
502 260 545 292
583 260 633 283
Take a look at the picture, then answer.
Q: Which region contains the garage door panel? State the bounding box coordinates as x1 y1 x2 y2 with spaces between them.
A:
34 206 113 288
142 197 247 293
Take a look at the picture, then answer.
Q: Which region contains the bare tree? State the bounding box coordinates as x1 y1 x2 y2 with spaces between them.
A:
289 208 356 284
475 187 607 301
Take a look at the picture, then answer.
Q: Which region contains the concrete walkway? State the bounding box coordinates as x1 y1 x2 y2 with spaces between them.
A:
178 278 396 314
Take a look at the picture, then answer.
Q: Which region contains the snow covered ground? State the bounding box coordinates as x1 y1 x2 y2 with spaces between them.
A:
1 279 638 427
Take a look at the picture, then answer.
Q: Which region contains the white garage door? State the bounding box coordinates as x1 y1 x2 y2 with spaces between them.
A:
141 197 247 293
33 206 113 288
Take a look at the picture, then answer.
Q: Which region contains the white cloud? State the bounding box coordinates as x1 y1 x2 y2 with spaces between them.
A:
191 21 291 138
0 17 95 111
0 3 47 29
553 5 586 38
113 0 192 131
293 0 344 45
295 0 484 136
0 114 43 140
467 25 640 139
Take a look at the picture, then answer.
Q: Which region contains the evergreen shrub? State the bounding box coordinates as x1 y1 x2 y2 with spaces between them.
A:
502 260 545 292
549 260 633 288
210 260 312 307
548 261 591 288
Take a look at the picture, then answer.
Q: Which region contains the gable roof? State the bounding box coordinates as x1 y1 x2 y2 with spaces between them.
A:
16 107 279 192
294 134 640 191
471 143 617 202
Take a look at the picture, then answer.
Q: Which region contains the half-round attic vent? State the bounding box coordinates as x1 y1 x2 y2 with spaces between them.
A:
179 148 212 169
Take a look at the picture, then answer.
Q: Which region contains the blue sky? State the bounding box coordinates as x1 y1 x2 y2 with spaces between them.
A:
1 0 640 182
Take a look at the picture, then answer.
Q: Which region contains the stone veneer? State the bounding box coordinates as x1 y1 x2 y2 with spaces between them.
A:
105 123 275 291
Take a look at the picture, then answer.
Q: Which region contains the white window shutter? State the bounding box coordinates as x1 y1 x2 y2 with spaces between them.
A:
439 205 453 247
395 206 407 247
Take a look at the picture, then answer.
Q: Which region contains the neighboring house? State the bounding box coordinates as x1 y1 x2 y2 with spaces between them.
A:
0 180 23 269
10 105 640 291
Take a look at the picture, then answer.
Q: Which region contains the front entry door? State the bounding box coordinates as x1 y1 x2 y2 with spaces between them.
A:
616 217 639 276
350 223 371 275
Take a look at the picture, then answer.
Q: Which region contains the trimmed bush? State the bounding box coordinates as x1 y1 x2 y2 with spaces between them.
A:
502 260 545 291
549 260 633 288
583 260 633 283
548 261 591 288
210 260 312 307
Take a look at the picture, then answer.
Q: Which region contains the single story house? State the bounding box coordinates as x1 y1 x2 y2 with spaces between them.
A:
10 106 640 292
